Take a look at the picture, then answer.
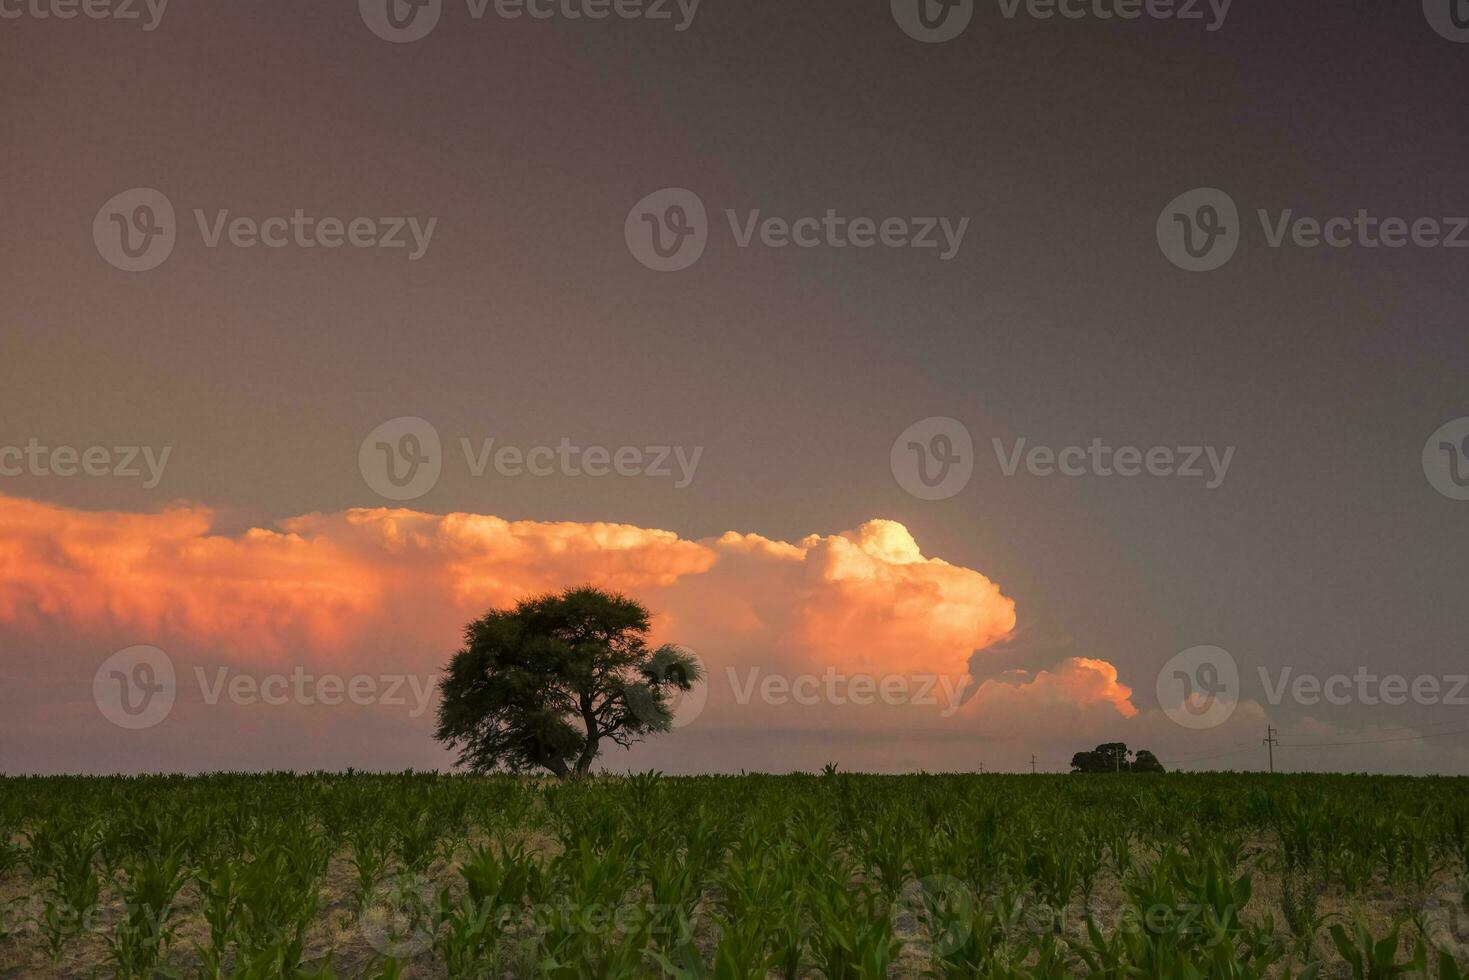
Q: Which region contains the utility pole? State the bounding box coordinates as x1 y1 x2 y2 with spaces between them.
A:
1030 754 1037 775
1263 726 1278 773
978 762 985 775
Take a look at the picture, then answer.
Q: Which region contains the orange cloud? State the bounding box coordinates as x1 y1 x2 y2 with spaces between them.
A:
961 657 1138 720
0 495 379 658
684 520 1016 678
793 521 1015 676
0 494 1129 722
284 508 717 609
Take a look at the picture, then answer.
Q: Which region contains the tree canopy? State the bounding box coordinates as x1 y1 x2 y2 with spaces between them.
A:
434 586 701 778
1070 742 1166 774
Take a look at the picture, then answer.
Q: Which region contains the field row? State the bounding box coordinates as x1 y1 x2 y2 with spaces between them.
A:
2 771 1468 977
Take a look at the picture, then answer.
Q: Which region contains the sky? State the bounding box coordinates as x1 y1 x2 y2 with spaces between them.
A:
2 0 1468 775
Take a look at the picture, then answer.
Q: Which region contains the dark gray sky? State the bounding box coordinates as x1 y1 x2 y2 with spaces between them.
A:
2 0 1468 774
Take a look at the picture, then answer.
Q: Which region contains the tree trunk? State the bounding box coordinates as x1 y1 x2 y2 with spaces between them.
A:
574 694 599 777
573 740 597 778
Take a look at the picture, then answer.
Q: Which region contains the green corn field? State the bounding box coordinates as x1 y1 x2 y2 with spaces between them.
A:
3 770 1469 978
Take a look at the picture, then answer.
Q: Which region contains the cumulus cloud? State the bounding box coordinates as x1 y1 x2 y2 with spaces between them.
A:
0 496 1020 674
961 657 1139 720
0 493 1144 771
0 495 381 659
682 520 1016 679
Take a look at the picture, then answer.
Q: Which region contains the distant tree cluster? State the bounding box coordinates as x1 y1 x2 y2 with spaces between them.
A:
1070 742 1165 774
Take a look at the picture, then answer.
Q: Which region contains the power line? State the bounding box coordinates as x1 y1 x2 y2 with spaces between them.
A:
1271 715 1469 743
1155 718 1469 766
1155 740 1260 765
1007 719 1469 775
1278 725 1469 748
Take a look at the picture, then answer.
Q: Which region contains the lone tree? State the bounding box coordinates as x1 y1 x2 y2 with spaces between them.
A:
435 586 702 779
1070 742 1166 774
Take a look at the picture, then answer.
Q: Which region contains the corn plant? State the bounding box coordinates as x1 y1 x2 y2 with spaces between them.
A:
7 770 1469 977
27 819 102 961
1327 920 1426 980
808 865 903 980
1278 868 1333 960
434 838 546 977
348 820 394 915
106 845 190 977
